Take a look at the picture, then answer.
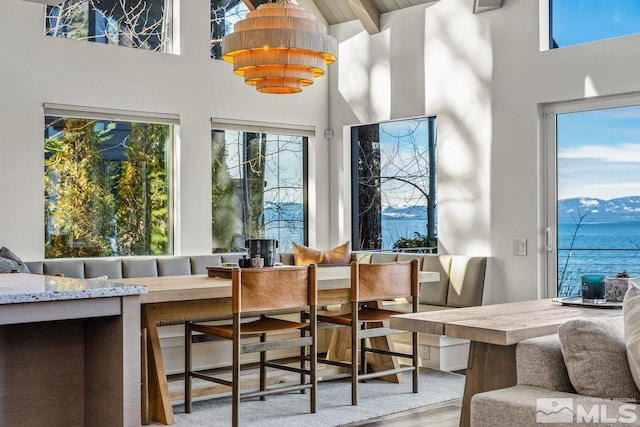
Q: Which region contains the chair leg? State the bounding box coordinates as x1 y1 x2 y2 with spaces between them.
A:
310 306 318 413
351 305 358 406
232 318 241 427
300 312 306 394
260 333 266 401
412 331 419 393
184 322 192 413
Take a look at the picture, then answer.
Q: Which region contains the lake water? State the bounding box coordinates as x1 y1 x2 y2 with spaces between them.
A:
557 220 640 296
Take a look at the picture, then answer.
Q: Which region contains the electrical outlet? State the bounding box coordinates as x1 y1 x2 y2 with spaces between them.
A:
512 238 527 256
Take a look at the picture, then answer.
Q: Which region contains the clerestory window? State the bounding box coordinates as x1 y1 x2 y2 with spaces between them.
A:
550 0 640 49
45 0 174 53
210 0 248 60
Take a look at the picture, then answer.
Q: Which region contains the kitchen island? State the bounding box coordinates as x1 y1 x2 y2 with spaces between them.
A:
0 273 146 427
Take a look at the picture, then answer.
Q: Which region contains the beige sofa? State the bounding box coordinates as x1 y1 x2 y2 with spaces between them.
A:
471 317 639 426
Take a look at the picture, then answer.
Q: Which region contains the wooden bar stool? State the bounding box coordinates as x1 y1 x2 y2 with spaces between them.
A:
317 259 420 405
184 264 318 426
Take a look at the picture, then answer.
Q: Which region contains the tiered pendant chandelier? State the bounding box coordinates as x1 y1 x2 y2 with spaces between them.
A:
222 0 337 94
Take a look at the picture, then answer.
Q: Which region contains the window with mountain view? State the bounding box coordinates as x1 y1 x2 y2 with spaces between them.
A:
210 0 248 59
45 115 172 258
211 129 306 252
45 0 173 53
553 104 640 297
352 117 437 252
550 0 640 49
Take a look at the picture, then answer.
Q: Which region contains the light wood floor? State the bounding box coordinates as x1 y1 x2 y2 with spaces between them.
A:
345 398 462 427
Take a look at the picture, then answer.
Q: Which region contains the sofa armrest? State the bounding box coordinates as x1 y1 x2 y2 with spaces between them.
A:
516 334 575 393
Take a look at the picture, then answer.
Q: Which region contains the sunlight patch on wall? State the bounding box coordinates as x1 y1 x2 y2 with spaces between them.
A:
584 75 599 98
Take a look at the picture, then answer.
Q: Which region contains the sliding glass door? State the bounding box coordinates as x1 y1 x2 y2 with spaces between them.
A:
545 95 640 297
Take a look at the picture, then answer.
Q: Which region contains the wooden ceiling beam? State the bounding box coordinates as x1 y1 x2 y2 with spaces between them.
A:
347 0 380 35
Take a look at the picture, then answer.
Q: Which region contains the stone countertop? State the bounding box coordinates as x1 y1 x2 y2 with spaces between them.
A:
0 273 147 305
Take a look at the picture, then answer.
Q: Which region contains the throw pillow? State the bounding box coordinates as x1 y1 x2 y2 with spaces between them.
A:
0 247 30 273
292 241 351 266
624 280 640 392
559 317 640 400
0 257 20 274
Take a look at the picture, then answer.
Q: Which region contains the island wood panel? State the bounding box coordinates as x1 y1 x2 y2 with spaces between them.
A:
0 295 141 427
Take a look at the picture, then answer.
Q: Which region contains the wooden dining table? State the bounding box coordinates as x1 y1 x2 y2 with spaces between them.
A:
389 298 623 427
118 266 439 425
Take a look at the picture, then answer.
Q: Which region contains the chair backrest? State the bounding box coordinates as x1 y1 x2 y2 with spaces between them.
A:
232 265 317 313
352 259 419 302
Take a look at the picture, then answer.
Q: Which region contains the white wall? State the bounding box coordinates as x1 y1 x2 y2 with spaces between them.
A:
0 0 332 261
328 0 640 303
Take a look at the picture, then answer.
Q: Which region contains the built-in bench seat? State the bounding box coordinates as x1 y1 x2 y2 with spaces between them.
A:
279 251 489 371
25 253 247 279
24 250 487 372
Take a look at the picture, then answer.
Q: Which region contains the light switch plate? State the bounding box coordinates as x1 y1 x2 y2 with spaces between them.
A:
512 238 527 256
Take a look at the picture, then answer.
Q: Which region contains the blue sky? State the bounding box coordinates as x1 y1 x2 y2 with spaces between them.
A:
553 1 640 200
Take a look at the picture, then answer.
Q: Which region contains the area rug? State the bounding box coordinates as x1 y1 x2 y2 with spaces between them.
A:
171 368 465 427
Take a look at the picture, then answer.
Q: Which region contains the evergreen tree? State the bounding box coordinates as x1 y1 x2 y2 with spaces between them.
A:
45 118 114 257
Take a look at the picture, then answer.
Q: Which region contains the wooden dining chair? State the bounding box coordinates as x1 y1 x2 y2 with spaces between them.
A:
184 264 317 426
317 259 420 405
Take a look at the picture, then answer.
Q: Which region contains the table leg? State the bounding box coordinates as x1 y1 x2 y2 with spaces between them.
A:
459 341 517 427
142 306 175 425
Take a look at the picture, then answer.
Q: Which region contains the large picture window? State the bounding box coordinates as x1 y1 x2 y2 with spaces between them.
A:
45 0 173 53
44 111 173 258
545 97 640 297
211 127 307 252
352 117 437 252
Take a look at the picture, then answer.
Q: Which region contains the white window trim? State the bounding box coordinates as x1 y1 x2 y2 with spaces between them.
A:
44 103 180 125
211 117 315 137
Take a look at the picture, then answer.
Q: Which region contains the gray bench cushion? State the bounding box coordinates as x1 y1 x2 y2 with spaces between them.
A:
420 254 451 306
190 254 222 274
157 256 191 276
84 258 123 279
43 259 85 278
446 256 486 308
122 257 158 278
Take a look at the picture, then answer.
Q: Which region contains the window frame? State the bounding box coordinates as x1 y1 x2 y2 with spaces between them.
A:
210 119 311 252
43 103 177 257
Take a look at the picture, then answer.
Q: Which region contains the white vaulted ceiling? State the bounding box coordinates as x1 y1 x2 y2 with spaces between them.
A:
244 0 502 34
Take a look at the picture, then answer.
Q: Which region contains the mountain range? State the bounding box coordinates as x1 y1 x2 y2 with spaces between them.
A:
558 196 640 221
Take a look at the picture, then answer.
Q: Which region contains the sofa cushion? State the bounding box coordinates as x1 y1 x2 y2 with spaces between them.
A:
292 241 351 265
559 317 640 400
419 254 451 306
624 280 640 393
0 247 30 273
446 256 486 308
516 335 574 393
